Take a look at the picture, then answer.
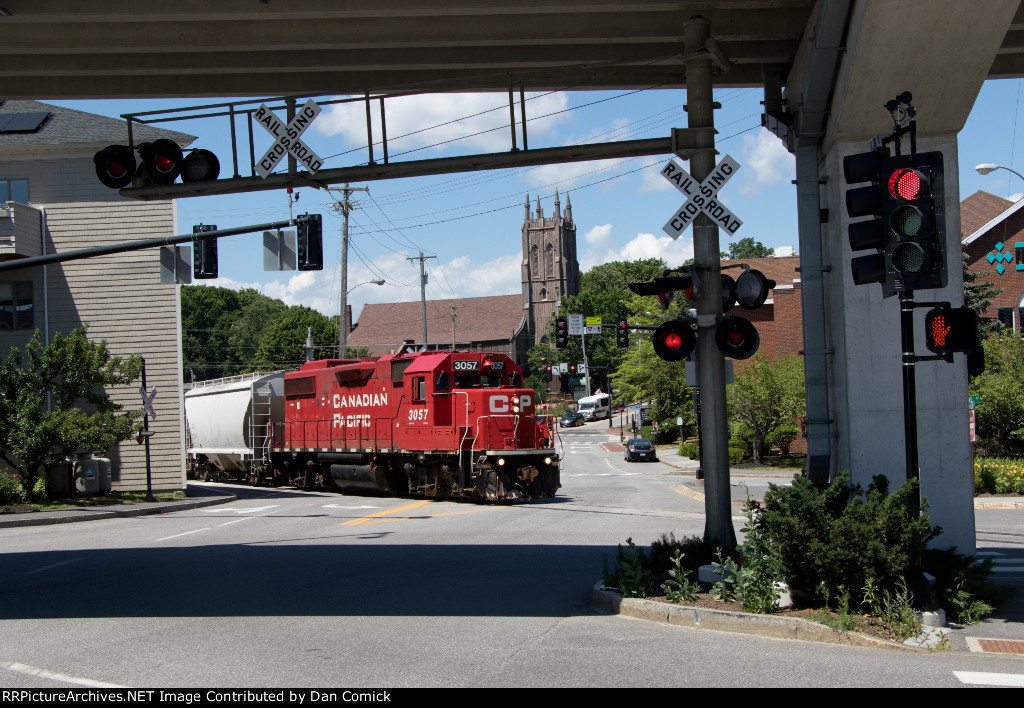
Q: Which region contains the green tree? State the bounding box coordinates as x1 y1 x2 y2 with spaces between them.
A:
0 328 143 496
727 237 774 259
227 289 289 371
253 305 338 369
970 332 1024 456
180 285 242 381
727 354 805 463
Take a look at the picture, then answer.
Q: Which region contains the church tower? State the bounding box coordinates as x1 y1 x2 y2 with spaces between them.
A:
521 190 580 345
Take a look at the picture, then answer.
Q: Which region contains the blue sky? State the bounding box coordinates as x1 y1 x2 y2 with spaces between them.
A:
50 78 1023 321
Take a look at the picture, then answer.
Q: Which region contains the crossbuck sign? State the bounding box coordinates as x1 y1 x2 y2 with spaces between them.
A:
254 99 323 178
661 155 743 239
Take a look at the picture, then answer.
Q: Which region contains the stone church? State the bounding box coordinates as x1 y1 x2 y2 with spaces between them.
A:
345 191 580 366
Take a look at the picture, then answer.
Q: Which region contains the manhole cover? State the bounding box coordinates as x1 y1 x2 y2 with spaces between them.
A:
975 638 1024 655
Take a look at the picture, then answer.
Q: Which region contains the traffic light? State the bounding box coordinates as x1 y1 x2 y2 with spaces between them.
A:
134 429 154 445
715 315 760 360
555 318 568 349
192 224 218 279
296 213 323 271
616 319 629 348
652 320 696 362
885 152 946 293
924 307 980 354
844 149 947 293
844 149 888 287
545 365 553 382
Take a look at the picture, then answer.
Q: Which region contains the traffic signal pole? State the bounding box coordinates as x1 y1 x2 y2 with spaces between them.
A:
685 16 736 553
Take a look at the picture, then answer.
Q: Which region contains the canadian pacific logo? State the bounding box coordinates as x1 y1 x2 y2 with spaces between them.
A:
333 392 388 408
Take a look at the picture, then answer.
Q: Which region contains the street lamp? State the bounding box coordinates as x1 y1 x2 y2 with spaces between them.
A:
975 163 1024 185
341 279 385 357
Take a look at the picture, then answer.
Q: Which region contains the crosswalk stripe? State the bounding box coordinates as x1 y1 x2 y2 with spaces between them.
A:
954 671 1024 687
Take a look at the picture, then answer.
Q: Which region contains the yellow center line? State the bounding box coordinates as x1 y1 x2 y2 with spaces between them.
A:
340 499 434 526
353 508 491 525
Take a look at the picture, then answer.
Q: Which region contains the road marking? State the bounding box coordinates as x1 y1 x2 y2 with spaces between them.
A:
1 661 126 688
323 504 381 510
25 558 82 576
202 504 280 514
153 508 281 542
954 671 1024 687
340 500 433 526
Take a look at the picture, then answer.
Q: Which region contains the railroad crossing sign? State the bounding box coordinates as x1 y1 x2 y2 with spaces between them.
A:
661 155 743 239
140 386 158 420
254 99 324 178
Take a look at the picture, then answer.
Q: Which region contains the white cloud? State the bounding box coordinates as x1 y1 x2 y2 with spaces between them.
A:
773 245 797 257
578 223 693 272
584 223 614 247
523 157 626 189
738 128 795 196
315 92 571 156
430 253 522 298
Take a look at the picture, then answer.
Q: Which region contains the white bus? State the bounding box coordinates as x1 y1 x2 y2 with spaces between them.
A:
577 393 611 421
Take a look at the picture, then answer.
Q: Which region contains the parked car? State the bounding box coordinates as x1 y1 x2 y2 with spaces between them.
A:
560 412 584 428
624 438 658 462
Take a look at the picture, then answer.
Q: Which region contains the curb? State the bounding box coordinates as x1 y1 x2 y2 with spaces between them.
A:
592 582 925 652
0 492 237 529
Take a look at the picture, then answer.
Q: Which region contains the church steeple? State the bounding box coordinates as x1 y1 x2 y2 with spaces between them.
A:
525 193 531 221
564 192 572 222
535 194 543 219
554 189 560 218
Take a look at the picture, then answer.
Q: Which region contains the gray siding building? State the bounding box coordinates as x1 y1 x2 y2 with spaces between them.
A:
1 100 193 492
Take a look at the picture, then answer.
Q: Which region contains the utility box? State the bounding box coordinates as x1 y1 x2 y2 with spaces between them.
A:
73 456 100 496
94 457 112 493
46 460 73 497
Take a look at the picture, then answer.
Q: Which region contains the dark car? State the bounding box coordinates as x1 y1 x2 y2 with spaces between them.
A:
624 438 658 462
560 412 584 428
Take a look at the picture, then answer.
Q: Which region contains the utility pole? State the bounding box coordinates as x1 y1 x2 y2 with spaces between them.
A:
686 16 736 553
327 183 369 358
449 303 464 351
407 251 437 346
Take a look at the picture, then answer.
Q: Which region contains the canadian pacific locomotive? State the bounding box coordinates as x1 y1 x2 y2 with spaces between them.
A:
184 350 560 500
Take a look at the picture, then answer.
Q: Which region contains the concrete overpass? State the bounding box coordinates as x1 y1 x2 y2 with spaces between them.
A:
3 0 1022 550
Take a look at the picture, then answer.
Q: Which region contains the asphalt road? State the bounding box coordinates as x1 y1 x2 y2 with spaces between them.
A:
2 422 1024 688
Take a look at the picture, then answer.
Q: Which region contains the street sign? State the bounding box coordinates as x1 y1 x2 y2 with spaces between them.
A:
584 325 601 335
661 154 743 239
568 313 584 336
254 99 323 178
140 386 158 420
586 316 602 326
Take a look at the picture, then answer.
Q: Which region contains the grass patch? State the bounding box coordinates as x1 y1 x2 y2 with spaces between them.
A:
3 490 187 513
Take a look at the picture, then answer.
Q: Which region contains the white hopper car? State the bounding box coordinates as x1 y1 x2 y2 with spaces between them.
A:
184 371 285 482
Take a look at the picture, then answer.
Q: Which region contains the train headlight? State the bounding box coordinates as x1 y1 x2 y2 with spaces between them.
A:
497 458 505 467
544 457 552 465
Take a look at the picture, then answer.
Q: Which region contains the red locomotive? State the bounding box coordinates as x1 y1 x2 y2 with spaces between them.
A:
185 350 560 501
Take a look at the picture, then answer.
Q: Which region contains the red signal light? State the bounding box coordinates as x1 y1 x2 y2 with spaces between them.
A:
889 168 924 200
93 145 137 189
652 320 696 362
715 316 760 360
923 307 980 354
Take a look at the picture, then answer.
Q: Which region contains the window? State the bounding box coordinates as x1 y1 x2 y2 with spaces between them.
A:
997 307 1014 330
0 282 33 330
0 179 29 205
412 376 426 402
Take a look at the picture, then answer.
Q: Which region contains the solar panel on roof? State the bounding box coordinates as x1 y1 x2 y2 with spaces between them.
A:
0 111 51 133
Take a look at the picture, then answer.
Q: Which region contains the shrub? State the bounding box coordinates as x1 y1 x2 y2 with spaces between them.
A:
766 424 799 454
0 471 27 506
680 442 700 460
728 445 746 465
760 471 940 608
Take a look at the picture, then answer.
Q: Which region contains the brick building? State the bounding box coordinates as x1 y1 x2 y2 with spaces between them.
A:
960 190 1024 330
1 100 192 492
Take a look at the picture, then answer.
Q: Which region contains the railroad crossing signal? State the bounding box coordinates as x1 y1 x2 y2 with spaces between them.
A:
661 155 743 239
652 320 696 362
254 99 324 178
296 213 323 271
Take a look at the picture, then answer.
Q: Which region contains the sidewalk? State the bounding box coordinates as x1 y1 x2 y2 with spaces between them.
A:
0 484 236 529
